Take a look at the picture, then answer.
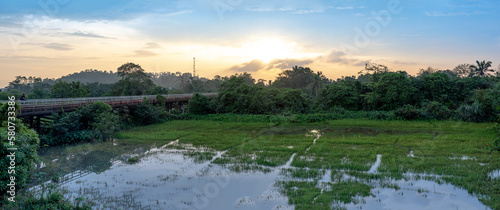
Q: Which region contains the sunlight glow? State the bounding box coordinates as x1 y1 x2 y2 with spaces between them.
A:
240 38 299 63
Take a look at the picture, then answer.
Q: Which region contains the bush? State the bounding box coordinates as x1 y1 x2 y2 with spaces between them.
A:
129 99 174 125
4 183 91 209
423 101 452 120
394 105 425 120
368 111 396 120
188 93 213 115
456 101 485 122
43 102 119 145
494 109 500 151
0 122 39 201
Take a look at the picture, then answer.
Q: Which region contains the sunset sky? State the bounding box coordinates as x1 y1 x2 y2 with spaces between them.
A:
1 0 499 88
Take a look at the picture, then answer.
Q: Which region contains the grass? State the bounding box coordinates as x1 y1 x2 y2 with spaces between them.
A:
113 119 499 209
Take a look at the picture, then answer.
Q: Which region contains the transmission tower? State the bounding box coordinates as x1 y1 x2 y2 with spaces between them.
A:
193 57 196 78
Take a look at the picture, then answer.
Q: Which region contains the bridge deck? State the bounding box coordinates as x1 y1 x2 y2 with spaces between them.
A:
0 93 217 117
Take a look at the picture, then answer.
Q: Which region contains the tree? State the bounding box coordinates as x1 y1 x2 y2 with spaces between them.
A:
417 72 451 104
112 63 155 96
188 93 213 115
318 81 361 110
358 62 390 83
373 71 414 110
272 66 325 97
235 72 255 85
50 81 90 98
1 104 39 196
44 102 119 145
417 67 439 77
470 60 494 77
7 76 42 93
452 64 473 78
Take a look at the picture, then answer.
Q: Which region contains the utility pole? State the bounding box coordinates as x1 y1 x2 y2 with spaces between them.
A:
193 57 196 78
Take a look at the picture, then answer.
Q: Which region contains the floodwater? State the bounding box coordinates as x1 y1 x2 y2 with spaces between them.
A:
30 130 494 210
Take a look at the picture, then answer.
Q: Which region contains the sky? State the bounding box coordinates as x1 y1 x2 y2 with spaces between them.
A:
1 0 499 88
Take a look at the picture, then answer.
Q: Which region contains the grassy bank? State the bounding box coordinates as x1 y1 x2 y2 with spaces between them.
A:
115 119 499 209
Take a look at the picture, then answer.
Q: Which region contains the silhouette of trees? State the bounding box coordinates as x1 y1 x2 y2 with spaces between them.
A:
51 81 90 98
453 64 473 78
470 60 494 77
112 63 155 96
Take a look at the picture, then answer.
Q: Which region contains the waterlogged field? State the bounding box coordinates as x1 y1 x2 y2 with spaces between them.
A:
29 119 499 209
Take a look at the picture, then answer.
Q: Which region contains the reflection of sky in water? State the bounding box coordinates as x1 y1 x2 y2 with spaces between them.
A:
345 179 491 210
34 139 494 210
59 148 291 209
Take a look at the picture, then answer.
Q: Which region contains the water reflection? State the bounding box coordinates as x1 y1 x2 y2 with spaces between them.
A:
31 135 494 210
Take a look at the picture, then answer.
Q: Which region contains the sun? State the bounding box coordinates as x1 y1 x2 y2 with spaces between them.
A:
240 38 298 63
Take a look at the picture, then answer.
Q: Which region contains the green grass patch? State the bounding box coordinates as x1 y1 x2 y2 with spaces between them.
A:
113 119 499 209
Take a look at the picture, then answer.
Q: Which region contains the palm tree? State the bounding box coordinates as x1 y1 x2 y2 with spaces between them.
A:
469 60 494 77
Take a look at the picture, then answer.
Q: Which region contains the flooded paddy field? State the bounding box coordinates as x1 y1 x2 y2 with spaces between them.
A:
29 119 499 209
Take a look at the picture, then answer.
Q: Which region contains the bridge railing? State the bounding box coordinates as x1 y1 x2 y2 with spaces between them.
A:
0 93 217 106
0 93 218 116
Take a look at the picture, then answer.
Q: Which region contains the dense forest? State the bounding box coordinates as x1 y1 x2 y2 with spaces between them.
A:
2 61 500 122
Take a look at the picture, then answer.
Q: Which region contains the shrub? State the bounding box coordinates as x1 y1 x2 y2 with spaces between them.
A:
368 111 396 120
129 99 174 125
423 101 452 120
188 93 213 115
0 122 39 201
494 108 500 151
394 105 425 120
4 182 91 209
456 101 485 122
43 102 119 145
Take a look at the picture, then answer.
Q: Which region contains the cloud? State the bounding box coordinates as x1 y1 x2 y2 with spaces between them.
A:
66 31 112 39
245 7 293 12
425 11 484 16
143 42 162 49
332 6 354 10
229 58 315 72
164 9 192 17
230 59 266 72
318 50 368 66
43 43 73 51
267 58 314 70
292 9 324 14
126 50 158 57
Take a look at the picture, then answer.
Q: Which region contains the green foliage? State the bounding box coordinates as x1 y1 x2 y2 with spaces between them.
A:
0 121 39 199
83 82 114 97
494 108 500 151
51 81 91 98
318 80 361 110
188 93 213 115
5 183 91 209
373 72 414 110
470 60 494 77
474 83 500 121
129 99 174 125
112 63 155 96
28 82 52 99
184 113 340 123
272 66 328 97
216 76 308 114
394 105 425 120
43 102 119 145
422 101 452 120
457 101 485 122
0 89 23 100
155 94 166 108
415 72 451 104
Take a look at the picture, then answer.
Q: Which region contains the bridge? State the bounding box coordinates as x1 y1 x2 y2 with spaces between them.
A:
1 93 217 130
